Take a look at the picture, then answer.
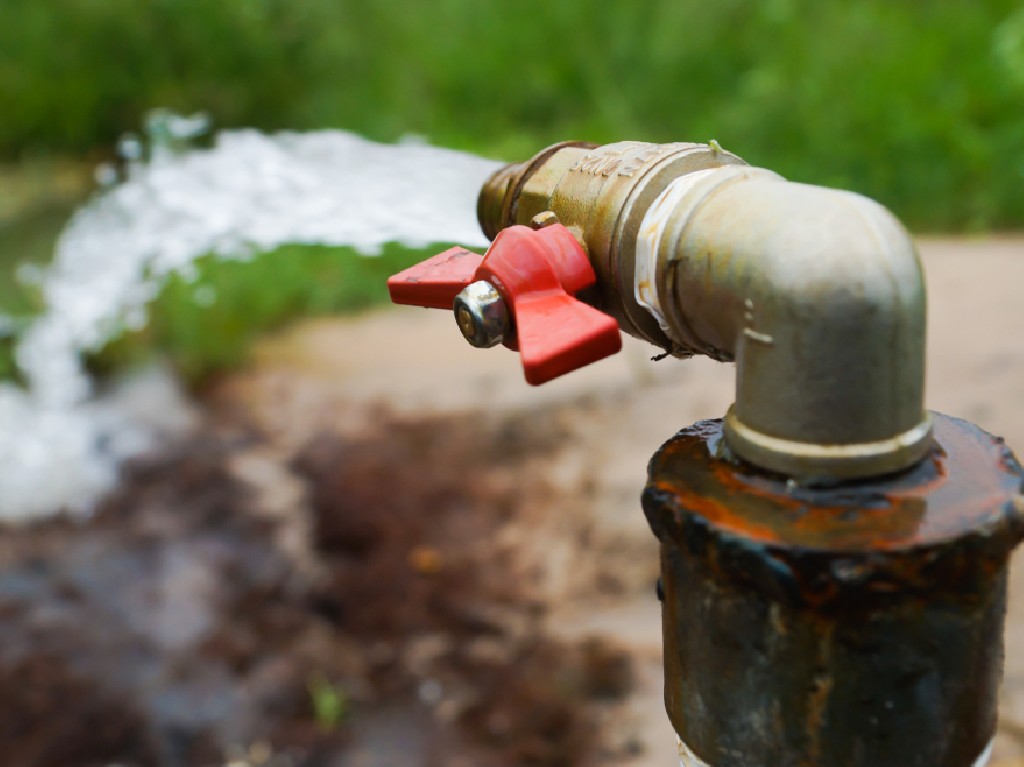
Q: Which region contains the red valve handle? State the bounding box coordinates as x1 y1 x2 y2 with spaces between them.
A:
388 223 622 384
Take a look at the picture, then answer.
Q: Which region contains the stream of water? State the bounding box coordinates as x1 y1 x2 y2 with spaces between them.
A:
0 129 500 520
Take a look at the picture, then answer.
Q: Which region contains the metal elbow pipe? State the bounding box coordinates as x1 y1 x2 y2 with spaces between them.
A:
651 165 931 479
478 142 932 480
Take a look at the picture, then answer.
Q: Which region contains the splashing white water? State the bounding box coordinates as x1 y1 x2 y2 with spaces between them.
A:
0 130 501 520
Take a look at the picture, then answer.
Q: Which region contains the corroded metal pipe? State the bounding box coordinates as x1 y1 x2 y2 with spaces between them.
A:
478 141 929 481
644 413 1023 767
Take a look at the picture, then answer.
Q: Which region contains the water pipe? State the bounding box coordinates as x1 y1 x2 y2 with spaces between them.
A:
388 140 1024 767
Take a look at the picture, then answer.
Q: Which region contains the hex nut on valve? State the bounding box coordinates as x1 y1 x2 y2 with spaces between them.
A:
453 280 509 348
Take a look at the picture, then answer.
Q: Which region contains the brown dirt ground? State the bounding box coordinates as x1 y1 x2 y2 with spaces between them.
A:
0 236 1022 766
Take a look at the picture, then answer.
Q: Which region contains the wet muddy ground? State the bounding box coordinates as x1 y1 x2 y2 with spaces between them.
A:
1 236 1023 766
0 403 646 767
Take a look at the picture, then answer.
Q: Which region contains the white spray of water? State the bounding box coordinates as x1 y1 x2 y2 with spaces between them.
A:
0 130 501 520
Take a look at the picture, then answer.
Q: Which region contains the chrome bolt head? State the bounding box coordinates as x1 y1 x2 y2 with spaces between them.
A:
453 280 509 348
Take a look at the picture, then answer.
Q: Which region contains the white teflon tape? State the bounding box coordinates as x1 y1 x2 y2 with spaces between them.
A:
634 168 719 336
678 735 993 767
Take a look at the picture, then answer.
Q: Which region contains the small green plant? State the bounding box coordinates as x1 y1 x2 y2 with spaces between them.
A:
308 674 349 732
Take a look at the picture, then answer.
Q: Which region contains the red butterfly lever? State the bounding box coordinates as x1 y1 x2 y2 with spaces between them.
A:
387 218 621 385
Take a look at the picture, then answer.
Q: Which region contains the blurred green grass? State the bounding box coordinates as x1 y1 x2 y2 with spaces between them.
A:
3 0 1023 229
88 242 438 384
2 0 1023 384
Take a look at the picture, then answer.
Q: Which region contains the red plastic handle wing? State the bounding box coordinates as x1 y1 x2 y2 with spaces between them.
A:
387 247 483 309
514 292 622 384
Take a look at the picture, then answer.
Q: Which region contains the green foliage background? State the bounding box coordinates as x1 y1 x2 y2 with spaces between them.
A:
2 0 1023 383
4 0 1024 229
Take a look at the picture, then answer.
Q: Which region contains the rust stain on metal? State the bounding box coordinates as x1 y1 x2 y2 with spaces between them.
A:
649 414 1023 553
805 622 835 767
